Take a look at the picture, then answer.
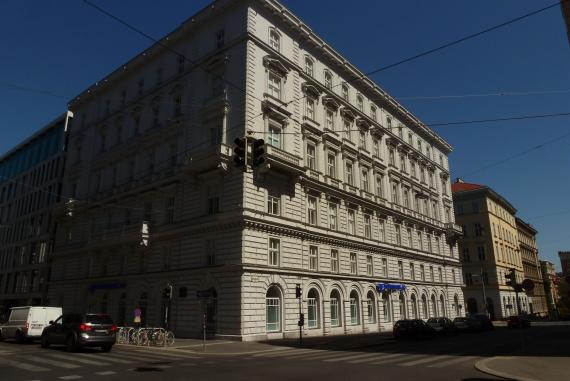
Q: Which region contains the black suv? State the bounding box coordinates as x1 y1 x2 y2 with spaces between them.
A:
394 319 437 340
427 317 458 336
41 313 117 352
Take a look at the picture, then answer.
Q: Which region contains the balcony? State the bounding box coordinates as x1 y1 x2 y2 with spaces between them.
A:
184 144 232 174
445 222 463 244
264 145 304 176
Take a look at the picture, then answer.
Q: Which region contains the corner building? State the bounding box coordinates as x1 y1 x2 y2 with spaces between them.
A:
49 0 464 340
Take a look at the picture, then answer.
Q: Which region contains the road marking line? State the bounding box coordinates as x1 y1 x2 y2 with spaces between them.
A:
253 348 313 357
59 376 82 380
45 353 110 366
427 355 478 368
348 353 403 364
400 355 452 367
95 371 116 376
371 353 416 365
174 341 234 348
25 356 82 369
106 352 165 362
128 350 194 359
322 352 381 363
295 351 347 360
280 349 331 359
74 353 133 364
0 357 50 372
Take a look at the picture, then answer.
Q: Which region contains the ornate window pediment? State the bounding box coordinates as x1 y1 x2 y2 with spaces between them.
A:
263 55 290 76
356 118 371 130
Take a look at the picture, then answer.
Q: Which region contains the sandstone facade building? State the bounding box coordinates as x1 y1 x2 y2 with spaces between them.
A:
48 0 464 340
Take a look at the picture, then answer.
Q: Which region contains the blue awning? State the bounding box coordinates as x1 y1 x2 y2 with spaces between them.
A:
376 283 406 293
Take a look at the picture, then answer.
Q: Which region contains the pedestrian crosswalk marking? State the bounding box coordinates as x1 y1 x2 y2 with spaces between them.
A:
281 349 331 359
253 348 314 357
25 355 82 369
75 353 133 364
101 352 161 363
322 352 380 363
399 355 452 367
95 371 116 375
59 376 82 380
0 357 50 372
45 353 111 366
348 352 403 364
427 355 477 368
128 349 193 359
370 353 412 365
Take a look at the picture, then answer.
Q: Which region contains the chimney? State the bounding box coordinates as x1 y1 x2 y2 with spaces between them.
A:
454 178 464 184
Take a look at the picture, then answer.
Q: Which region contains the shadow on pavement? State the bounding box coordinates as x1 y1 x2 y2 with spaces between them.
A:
263 325 570 359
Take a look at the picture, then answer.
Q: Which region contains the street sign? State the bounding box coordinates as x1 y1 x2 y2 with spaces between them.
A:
196 289 212 299
522 278 535 292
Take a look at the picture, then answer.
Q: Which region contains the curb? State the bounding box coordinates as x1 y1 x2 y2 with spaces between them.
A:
117 343 294 356
474 357 542 381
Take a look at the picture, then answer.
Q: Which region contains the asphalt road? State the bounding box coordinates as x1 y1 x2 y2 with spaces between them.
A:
0 325 568 381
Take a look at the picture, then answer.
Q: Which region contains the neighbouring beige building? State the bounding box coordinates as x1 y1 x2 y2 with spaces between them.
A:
540 260 560 318
452 179 530 319
516 218 548 317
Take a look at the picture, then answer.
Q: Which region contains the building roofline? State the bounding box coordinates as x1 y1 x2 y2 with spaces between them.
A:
0 111 74 165
453 186 517 214
516 217 537 235
68 0 452 154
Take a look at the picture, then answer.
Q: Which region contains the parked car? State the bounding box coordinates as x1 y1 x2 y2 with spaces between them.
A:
426 317 458 336
452 316 482 332
394 319 437 340
0 306 62 343
472 314 494 331
507 315 531 329
41 313 117 352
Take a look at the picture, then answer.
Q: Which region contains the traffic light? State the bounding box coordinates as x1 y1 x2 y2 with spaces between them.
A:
233 137 247 170
505 268 516 288
252 139 265 167
163 286 172 299
295 284 302 299
298 313 305 327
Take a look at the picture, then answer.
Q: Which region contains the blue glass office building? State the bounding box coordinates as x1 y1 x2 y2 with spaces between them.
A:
0 112 72 312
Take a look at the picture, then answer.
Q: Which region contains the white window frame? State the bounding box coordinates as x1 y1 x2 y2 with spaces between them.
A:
330 249 339 273
269 28 280 51
268 238 280 266
350 252 357 275
309 245 318 270
307 195 318 225
267 71 282 99
366 255 373 276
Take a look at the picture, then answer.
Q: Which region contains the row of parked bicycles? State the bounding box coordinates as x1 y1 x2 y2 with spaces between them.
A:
116 326 175 346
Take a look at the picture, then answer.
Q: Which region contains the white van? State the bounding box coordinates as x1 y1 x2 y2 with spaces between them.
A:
0 306 62 342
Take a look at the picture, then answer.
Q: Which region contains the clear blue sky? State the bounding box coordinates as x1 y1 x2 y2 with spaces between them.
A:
1 0 569 269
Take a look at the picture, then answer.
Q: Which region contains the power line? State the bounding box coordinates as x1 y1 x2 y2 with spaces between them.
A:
80 0 264 105
427 111 570 127
0 81 69 100
397 89 570 101
281 0 565 115
365 0 565 76
464 130 570 177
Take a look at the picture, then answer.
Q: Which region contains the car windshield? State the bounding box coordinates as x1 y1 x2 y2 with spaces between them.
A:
85 314 113 325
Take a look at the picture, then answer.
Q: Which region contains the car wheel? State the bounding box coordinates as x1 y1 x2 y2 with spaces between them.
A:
40 334 50 348
66 335 78 352
101 344 113 353
15 330 25 344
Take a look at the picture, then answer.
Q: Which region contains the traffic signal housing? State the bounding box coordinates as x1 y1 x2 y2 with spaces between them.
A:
505 268 516 288
295 284 302 299
163 286 172 299
252 139 265 167
298 313 305 327
233 137 247 170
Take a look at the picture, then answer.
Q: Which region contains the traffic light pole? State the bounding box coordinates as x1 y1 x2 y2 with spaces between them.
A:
298 293 302 345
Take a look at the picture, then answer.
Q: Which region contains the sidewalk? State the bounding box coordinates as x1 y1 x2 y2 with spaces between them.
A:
475 356 569 381
121 332 396 356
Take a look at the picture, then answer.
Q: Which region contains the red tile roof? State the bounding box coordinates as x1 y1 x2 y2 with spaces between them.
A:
451 182 486 193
